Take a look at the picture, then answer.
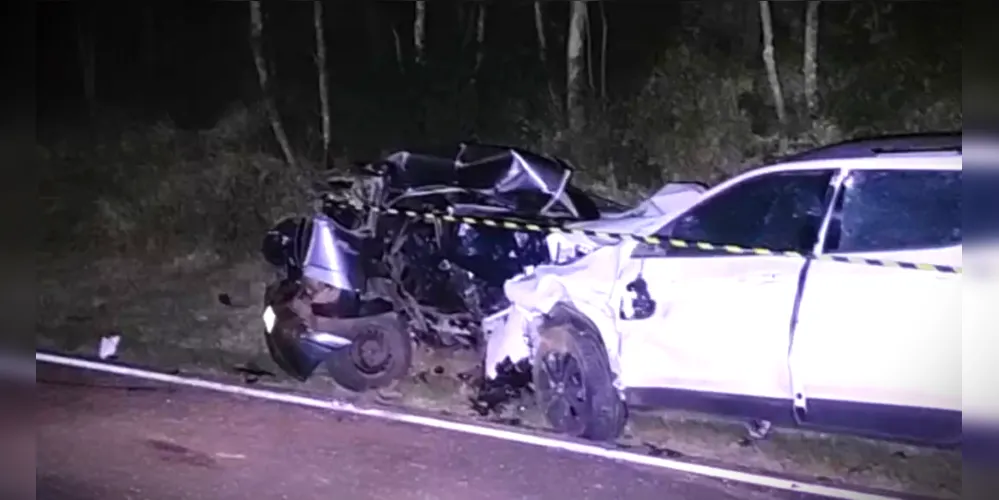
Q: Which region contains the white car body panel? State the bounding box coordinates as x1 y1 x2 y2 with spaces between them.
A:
791 245 962 412
963 240 999 429
617 254 804 400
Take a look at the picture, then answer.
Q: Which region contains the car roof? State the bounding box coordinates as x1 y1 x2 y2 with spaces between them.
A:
779 131 961 162
740 132 963 178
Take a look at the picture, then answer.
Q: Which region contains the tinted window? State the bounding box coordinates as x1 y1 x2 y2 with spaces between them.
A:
825 169 961 253
964 166 999 243
653 170 834 253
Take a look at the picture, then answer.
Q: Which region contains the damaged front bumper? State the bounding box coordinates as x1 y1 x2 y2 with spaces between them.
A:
483 244 632 380
262 279 354 382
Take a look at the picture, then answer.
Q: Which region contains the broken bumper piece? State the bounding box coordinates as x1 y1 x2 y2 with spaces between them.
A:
263 306 352 348
263 309 352 382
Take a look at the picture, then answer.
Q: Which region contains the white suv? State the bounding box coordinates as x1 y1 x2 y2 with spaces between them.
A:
484 132 962 444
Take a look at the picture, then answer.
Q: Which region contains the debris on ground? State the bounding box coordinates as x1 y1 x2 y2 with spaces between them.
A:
97 333 120 360
469 357 533 417
232 361 276 384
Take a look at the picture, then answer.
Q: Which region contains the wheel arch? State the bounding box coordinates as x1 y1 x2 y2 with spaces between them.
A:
542 301 622 383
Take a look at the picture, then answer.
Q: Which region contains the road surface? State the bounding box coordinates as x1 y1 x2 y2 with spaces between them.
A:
31 362 837 500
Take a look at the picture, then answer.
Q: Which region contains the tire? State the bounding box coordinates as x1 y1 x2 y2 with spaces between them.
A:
325 315 413 392
533 312 627 441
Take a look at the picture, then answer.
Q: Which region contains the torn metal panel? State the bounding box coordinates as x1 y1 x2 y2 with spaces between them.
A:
260 143 627 388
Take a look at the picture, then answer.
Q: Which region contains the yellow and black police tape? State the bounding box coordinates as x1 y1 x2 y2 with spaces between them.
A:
330 200 963 275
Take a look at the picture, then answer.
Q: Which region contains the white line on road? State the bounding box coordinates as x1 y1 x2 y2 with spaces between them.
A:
36 351 901 500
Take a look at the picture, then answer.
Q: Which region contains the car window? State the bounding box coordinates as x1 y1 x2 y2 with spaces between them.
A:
824 169 961 253
634 170 835 257
964 165 999 244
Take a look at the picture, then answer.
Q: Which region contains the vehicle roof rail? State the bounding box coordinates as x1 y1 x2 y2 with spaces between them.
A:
781 131 962 162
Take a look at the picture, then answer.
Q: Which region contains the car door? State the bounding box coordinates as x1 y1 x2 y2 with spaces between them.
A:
617 168 837 417
789 166 962 443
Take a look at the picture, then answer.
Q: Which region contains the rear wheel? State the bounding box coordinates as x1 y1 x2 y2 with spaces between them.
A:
533 314 627 441
325 315 412 392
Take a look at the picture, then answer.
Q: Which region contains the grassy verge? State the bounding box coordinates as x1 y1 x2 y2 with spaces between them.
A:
38 254 959 499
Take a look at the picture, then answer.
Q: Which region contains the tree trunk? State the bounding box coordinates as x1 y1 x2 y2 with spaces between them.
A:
391 25 404 73
598 0 608 100
803 1 820 120
472 3 486 75
249 0 297 169
414 1 426 65
586 6 595 93
533 2 548 64
566 1 588 135
76 2 97 123
759 0 787 150
314 0 331 166
534 2 560 117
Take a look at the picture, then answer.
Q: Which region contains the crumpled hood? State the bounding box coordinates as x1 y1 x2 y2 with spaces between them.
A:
546 183 704 263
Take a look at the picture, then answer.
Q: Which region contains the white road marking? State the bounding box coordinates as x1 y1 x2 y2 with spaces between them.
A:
36 351 899 500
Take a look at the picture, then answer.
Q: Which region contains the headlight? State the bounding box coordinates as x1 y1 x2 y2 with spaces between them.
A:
262 306 277 333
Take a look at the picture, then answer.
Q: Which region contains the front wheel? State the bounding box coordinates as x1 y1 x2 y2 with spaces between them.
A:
533 315 627 441
325 314 412 392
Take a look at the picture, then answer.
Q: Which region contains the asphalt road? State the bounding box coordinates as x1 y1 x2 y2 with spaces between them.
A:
30 363 838 500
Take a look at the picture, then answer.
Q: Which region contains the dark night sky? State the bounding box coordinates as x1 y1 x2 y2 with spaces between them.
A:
37 1 961 133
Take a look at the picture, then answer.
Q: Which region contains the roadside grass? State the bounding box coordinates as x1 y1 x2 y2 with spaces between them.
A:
38 256 959 500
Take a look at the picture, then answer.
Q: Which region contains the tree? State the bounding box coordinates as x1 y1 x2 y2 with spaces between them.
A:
249 0 297 169
759 0 788 151
414 1 426 65
533 2 560 115
803 1 821 120
566 1 588 135
314 0 331 165
586 0 608 101
472 3 486 75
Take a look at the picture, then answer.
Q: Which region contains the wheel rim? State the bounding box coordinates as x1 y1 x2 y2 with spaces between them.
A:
350 328 392 375
538 351 589 435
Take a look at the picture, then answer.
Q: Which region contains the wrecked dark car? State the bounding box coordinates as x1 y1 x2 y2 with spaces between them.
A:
259 142 622 392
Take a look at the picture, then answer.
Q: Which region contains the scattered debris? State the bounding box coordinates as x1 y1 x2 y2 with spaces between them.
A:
375 381 404 401
642 441 685 459
217 292 250 308
847 463 874 475
470 357 533 416
98 333 120 360
232 361 276 384
745 419 772 440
